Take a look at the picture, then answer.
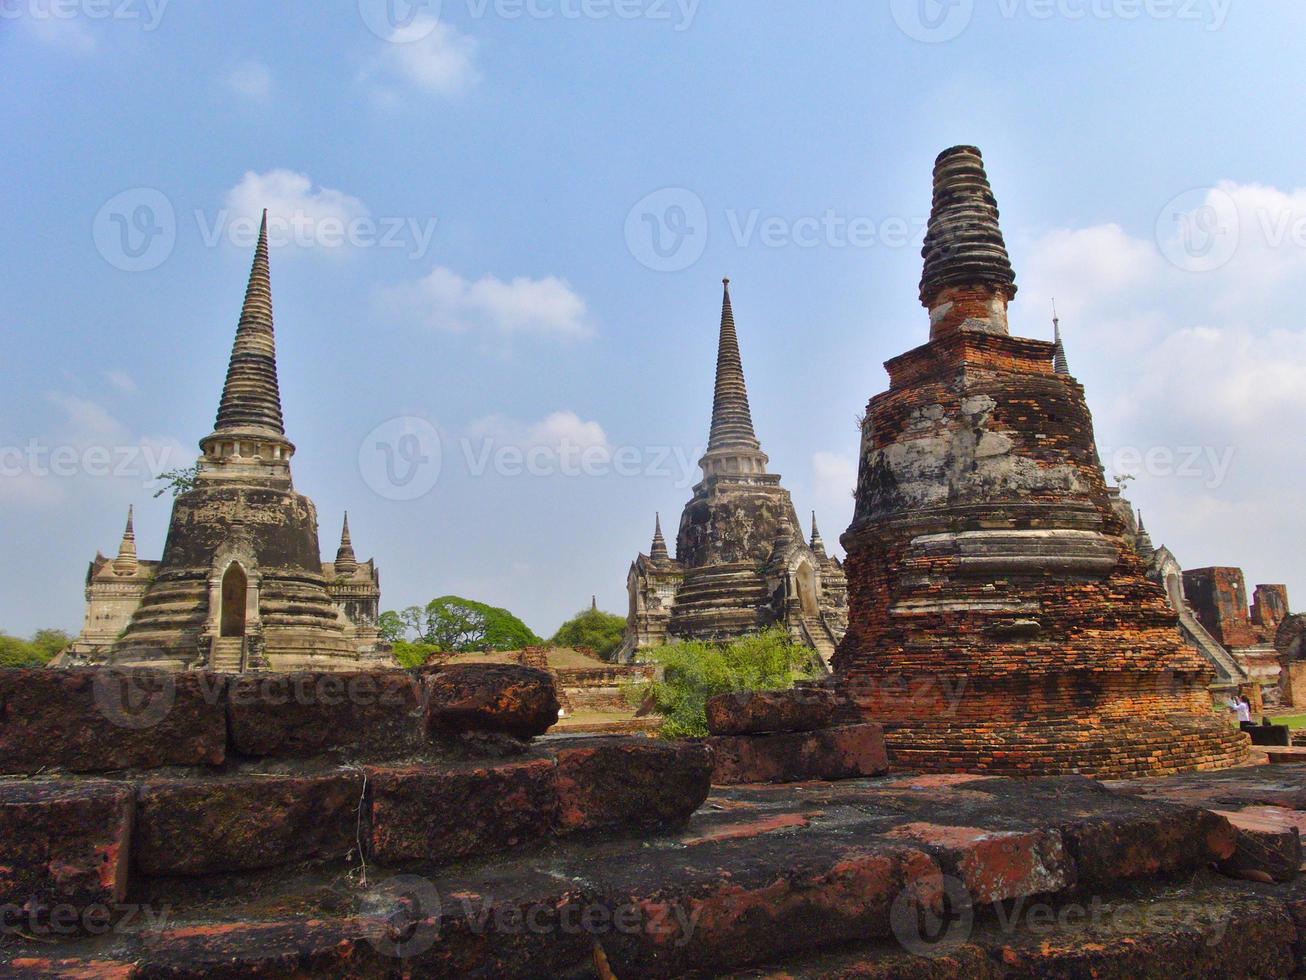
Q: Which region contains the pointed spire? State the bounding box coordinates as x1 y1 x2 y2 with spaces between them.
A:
213 210 285 438
919 146 1017 308
1053 300 1070 376
113 505 138 576
1134 511 1156 562
707 279 761 453
650 513 670 562
334 511 358 575
591 595 598 613
810 511 827 559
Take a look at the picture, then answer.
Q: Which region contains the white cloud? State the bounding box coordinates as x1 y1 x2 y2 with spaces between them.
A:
222 170 371 256
382 267 591 339
19 15 96 53
104 370 137 394
223 61 273 102
371 17 480 101
1015 179 1306 598
467 411 611 453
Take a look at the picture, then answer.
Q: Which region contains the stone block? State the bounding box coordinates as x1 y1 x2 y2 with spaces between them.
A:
881 821 1071 904
1215 805 1304 882
708 723 889 785
423 664 560 739
138 918 390 978
0 781 134 920
592 833 942 978
705 688 837 736
552 737 711 834
134 772 362 876
367 758 558 865
226 671 424 759
0 669 226 774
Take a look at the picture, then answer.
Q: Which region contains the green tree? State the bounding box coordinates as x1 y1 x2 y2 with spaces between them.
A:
552 606 627 660
152 463 200 498
422 596 539 652
0 630 69 668
627 630 818 738
377 610 407 644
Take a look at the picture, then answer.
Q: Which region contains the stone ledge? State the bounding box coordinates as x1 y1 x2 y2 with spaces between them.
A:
705 688 837 736
709 723 889 785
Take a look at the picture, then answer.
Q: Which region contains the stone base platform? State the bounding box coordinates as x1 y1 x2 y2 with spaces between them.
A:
878 715 1251 780
12 766 1306 977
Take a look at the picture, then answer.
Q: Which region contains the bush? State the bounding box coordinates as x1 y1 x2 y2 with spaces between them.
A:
551 607 626 661
0 629 71 668
627 629 818 738
391 640 443 669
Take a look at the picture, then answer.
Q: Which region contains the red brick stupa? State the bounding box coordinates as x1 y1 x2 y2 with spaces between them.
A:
834 146 1249 778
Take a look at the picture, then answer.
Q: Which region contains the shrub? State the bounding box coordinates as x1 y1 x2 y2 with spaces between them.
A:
628 629 818 738
551 607 626 661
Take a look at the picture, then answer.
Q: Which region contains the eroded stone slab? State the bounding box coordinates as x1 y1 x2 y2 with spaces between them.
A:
134 772 362 876
552 737 711 834
709 723 889 785
226 671 424 759
0 781 134 918
423 664 560 739
706 688 837 736
0 670 226 774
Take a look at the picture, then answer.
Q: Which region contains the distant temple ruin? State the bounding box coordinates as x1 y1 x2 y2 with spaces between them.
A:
63 213 390 672
834 146 1249 777
618 281 847 664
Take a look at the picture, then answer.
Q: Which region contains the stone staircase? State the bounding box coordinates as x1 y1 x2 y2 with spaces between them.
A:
209 637 244 673
800 614 837 666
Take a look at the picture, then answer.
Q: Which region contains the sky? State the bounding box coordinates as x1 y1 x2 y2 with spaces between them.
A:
2 0 1304 640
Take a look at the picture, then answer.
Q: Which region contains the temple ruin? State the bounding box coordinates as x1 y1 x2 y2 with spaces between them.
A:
834 146 1251 777
65 213 391 672
618 280 847 664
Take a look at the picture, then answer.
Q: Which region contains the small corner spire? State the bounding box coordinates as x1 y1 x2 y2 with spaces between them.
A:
113 505 138 576
1052 299 1070 376
810 511 827 559
334 511 358 574
650 512 670 562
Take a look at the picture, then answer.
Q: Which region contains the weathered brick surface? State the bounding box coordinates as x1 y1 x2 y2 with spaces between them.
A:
367 758 558 865
226 671 424 759
133 772 362 876
706 688 837 736
552 738 711 833
0 670 226 774
709 723 889 785
1213 805 1303 882
881 821 1070 904
0 781 134 917
423 664 560 738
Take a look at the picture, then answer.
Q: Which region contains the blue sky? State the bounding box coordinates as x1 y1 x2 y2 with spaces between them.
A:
3 0 1304 639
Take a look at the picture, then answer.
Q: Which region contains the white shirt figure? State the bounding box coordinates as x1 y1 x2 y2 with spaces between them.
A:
1235 700 1252 723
